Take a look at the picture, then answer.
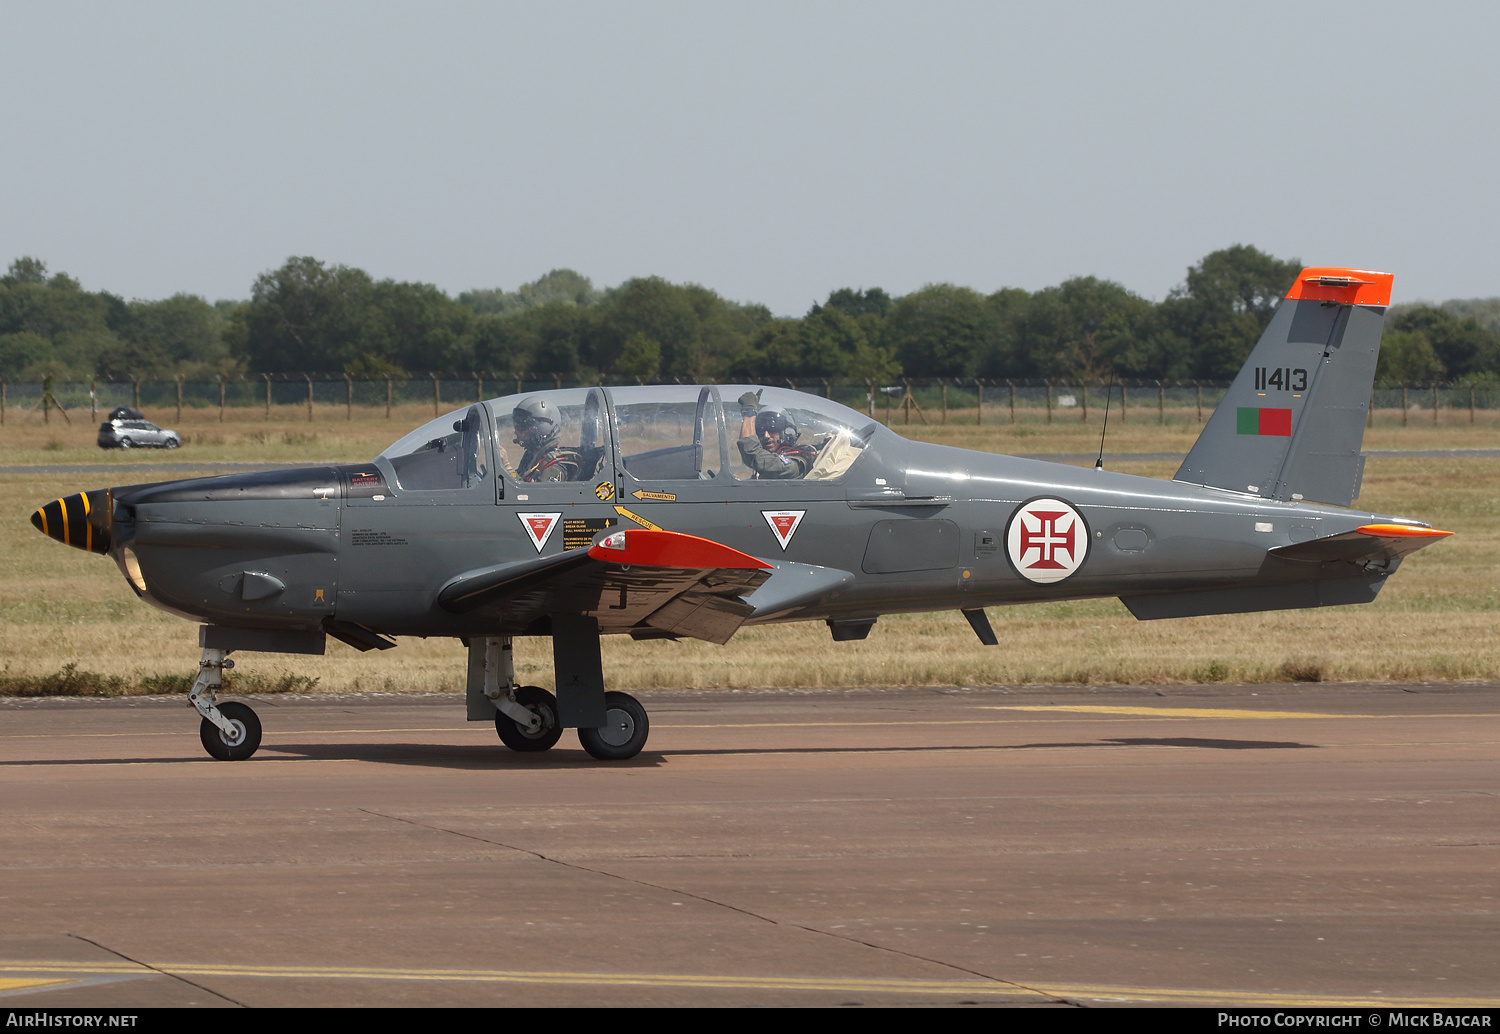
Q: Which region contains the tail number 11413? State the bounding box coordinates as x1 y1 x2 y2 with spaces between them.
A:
1255 367 1307 392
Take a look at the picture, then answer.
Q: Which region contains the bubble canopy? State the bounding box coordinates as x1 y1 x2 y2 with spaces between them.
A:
376 385 883 490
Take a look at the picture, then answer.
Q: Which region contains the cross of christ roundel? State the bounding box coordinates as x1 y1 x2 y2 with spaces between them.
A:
1005 497 1089 584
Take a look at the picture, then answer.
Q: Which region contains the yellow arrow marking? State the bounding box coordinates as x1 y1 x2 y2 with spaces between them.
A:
632 489 677 501
614 505 661 531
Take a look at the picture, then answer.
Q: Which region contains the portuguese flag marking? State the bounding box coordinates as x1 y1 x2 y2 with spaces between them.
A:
1236 407 1292 436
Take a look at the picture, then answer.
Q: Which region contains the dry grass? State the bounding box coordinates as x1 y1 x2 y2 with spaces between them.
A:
1 418 1495 696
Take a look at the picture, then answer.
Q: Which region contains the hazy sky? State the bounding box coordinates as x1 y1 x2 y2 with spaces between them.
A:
4 2 1496 314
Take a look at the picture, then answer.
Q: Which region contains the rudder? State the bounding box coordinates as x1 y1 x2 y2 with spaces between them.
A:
1174 268 1393 506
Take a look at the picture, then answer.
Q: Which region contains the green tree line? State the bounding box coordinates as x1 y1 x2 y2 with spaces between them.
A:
3 247 1497 386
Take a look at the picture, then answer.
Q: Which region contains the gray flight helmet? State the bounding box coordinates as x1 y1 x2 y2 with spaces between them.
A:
513 396 562 450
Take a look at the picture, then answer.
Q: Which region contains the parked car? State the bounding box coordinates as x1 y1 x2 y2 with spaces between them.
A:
98 418 181 450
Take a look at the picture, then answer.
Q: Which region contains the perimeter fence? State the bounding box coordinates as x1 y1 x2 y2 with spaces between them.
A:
1 375 1496 428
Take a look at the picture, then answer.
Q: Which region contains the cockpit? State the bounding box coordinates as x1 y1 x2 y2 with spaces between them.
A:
375 385 882 492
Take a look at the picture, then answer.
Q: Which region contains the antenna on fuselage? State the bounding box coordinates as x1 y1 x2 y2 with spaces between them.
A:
1094 373 1115 471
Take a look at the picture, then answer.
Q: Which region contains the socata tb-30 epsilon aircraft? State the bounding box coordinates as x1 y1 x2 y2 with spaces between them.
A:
31 268 1451 762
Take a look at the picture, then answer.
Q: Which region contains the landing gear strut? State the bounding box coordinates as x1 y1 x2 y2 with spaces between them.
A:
189 648 262 761
479 637 563 752
469 631 650 760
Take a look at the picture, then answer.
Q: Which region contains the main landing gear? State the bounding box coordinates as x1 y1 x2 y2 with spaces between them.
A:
189 648 262 761
474 631 649 760
577 692 650 761
494 685 563 752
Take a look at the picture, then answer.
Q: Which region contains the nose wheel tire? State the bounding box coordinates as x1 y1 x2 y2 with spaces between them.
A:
199 701 262 761
495 686 563 752
577 691 649 761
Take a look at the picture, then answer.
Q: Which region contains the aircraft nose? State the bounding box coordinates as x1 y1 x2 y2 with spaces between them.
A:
31 490 112 555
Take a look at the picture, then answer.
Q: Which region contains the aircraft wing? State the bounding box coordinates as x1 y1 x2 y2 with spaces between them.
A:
437 528 834 645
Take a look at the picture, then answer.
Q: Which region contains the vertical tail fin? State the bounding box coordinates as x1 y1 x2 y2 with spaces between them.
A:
1174 268 1392 507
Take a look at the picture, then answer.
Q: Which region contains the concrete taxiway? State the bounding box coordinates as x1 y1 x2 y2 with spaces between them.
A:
0 683 1495 1007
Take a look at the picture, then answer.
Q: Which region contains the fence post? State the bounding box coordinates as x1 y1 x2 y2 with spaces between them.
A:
90 380 97 420
823 378 831 400
432 374 440 417
133 378 141 412
976 378 984 426
386 376 393 419
175 376 183 422
867 379 874 417
1158 380 1165 425
903 378 911 424
1120 382 1127 424
1080 381 1088 423
475 372 483 404
1368 390 1374 428
1195 382 1202 423
304 375 313 422
263 374 271 420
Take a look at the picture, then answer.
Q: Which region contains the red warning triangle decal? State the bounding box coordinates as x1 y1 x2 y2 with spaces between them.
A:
517 512 562 552
761 510 806 550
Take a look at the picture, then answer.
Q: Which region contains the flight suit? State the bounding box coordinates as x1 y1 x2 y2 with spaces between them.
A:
519 444 579 482
737 436 817 479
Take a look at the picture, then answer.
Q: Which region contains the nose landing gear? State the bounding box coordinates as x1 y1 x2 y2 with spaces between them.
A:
188 648 262 761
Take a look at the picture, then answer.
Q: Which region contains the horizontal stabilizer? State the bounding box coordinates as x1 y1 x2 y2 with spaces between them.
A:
1268 523 1452 566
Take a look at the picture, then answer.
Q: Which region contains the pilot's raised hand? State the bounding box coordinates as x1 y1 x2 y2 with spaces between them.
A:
738 390 762 417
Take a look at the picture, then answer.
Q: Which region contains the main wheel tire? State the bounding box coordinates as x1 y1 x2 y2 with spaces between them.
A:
495 686 563 752
199 701 262 761
577 691 649 761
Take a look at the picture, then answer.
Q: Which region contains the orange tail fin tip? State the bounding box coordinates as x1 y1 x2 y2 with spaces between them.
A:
1286 268 1393 307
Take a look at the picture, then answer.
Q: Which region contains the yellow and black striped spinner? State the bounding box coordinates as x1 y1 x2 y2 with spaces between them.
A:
30 490 112 555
